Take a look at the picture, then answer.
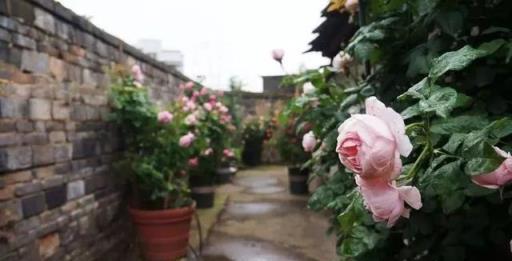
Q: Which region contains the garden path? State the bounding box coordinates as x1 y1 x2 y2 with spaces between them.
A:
194 165 337 261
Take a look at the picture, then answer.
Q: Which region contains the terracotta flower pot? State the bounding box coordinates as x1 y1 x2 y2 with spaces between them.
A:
129 204 195 261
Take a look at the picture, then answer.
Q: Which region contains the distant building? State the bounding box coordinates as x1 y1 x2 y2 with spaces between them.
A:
135 39 184 72
261 75 294 95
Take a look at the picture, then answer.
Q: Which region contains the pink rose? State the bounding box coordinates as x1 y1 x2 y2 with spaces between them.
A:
188 157 199 167
345 0 359 13
157 111 173 124
185 81 194 89
272 49 284 63
209 95 217 102
223 149 235 158
200 87 208 96
302 131 317 152
219 105 229 114
203 103 213 111
179 132 195 148
220 114 232 124
131 65 144 84
356 176 422 227
336 97 412 180
184 101 196 112
472 147 512 189
184 114 198 126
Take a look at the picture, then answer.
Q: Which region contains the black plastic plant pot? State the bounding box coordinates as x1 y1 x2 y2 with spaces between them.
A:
191 186 215 209
215 167 237 184
189 175 215 209
288 166 309 195
242 139 263 166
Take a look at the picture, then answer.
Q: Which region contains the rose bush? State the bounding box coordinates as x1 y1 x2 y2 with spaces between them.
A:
172 81 236 184
282 0 512 259
109 65 192 209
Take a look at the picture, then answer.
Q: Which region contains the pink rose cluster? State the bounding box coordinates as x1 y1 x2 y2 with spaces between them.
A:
336 97 421 227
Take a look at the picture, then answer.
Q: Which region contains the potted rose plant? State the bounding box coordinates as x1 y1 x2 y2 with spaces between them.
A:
173 82 235 208
109 65 194 261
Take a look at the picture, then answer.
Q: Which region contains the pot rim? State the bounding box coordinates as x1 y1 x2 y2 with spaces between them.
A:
129 202 196 218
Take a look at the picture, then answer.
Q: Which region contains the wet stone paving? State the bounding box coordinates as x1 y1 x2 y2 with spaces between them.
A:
196 166 337 261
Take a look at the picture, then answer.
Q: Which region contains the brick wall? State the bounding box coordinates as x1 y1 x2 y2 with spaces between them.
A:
0 0 193 260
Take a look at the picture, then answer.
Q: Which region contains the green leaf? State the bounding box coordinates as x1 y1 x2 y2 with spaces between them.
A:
354 42 381 63
398 77 429 100
429 40 506 80
401 103 421 120
418 87 458 118
359 86 376 97
443 133 466 153
442 192 465 214
411 0 439 16
464 156 503 176
431 114 489 135
435 9 464 38
488 118 512 139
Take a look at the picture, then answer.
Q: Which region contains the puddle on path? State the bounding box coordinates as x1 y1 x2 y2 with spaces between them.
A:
235 176 279 189
246 186 285 194
201 233 317 261
221 201 306 220
223 202 280 218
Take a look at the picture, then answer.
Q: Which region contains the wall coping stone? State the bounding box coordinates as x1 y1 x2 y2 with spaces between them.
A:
23 0 192 83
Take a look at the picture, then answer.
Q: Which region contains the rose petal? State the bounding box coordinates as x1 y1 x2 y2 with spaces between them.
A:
365 97 412 157
396 185 422 210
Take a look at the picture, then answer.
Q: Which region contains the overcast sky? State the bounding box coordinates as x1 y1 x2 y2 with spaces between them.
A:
58 0 330 92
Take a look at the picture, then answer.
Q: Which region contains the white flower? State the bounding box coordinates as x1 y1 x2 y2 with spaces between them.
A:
303 82 315 95
333 51 353 73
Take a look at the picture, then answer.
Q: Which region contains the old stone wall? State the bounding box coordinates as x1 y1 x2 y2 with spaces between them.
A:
232 91 291 120
0 0 192 260
229 91 292 164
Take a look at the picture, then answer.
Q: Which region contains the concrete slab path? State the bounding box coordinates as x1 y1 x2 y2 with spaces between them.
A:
195 165 337 261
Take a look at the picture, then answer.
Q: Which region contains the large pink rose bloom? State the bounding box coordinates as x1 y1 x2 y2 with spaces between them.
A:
336 97 412 180
356 176 422 227
472 147 512 189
